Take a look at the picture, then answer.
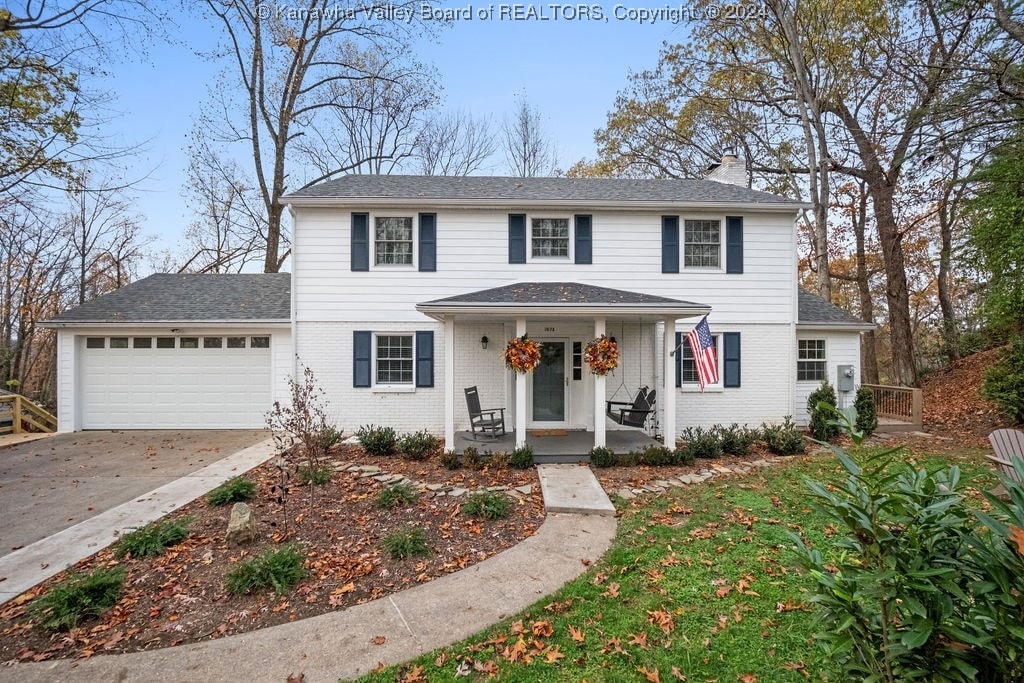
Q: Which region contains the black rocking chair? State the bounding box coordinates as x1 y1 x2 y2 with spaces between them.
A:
465 386 507 440
607 386 657 429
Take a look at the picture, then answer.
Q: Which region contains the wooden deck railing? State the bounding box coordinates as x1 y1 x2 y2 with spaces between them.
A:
0 394 57 435
862 384 923 431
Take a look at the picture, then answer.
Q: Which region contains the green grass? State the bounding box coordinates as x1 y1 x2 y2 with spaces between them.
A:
30 567 125 631
207 476 257 506
115 517 191 558
226 544 306 596
358 446 994 682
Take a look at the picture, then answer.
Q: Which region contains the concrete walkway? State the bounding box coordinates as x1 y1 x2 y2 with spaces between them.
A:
538 463 616 516
0 438 277 605
13 513 616 683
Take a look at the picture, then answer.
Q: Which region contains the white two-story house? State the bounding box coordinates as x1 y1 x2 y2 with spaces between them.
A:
44 163 871 452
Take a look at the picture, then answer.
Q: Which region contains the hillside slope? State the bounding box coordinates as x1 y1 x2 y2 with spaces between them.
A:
921 346 1010 445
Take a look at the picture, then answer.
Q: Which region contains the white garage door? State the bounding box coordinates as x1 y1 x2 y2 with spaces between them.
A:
80 335 272 429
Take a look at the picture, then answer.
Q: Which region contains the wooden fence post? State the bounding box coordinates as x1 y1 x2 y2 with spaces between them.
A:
12 395 21 434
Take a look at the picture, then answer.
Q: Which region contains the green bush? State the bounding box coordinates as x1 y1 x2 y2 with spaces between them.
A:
715 423 760 456
761 417 806 455
982 336 1024 424
377 482 418 509
462 446 484 471
30 567 125 631
589 446 616 468
382 525 430 559
226 544 306 596
296 464 332 485
439 449 461 470
316 425 345 453
673 446 695 466
208 476 256 506
509 444 535 469
807 381 840 441
398 430 440 460
854 386 878 436
488 450 510 469
115 517 191 558
633 444 675 466
679 427 723 460
356 424 398 456
463 491 512 520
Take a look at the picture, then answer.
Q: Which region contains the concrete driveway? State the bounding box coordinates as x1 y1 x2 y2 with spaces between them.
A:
0 430 267 558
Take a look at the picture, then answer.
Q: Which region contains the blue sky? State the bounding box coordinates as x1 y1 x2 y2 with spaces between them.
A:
97 3 691 253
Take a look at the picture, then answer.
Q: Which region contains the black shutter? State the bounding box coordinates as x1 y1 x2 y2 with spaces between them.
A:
353 331 372 387
351 213 369 271
508 214 526 264
726 216 744 274
418 213 436 272
415 331 434 387
675 331 683 388
574 214 592 264
662 216 679 273
723 332 741 387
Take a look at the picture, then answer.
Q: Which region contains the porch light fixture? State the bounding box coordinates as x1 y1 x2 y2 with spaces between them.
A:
480 335 489 349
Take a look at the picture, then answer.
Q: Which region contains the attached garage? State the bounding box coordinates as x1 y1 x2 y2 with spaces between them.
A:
43 273 293 432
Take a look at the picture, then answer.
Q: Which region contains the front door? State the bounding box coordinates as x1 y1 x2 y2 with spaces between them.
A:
530 340 568 427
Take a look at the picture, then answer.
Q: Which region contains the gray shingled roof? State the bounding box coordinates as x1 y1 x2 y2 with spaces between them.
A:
45 273 291 324
421 282 705 307
284 175 799 206
798 289 870 327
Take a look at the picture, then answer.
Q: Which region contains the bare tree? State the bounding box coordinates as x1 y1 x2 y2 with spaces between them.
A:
502 96 555 177
415 110 497 176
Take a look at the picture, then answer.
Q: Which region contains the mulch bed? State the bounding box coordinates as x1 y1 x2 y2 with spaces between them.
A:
921 346 1011 447
0 444 543 663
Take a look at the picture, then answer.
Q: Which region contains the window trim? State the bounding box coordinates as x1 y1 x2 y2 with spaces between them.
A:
372 332 416 391
679 332 724 392
528 214 573 261
681 216 725 271
797 338 827 382
371 214 417 269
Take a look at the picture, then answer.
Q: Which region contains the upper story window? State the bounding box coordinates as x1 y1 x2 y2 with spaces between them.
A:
684 219 721 268
375 217 413 265
376 334 414 385
797 339 826 381
531 218 570 258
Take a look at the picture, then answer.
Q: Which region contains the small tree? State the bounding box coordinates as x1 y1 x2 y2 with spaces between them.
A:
854 386 878 436
982 336 1024 425
807 381 840 441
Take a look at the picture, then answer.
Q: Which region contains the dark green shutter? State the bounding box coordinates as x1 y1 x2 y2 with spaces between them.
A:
353 331 371 387
574 214 592 264
662 216 679 273
508 214 526 264
723 332 741 387
675 331 682 387
415 331 434 387
418 213 436 272
351 213 369 271
726 216 743 274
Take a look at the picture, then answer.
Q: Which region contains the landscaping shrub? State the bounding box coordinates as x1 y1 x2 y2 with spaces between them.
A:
296 464 332 486
673 446 695 466
854 386 878 436
715 423 760 456
589 446 616 468
208 476 256 506
981 336 1024 424
357 424 398 456
115 517 191 558
382 525 430 559
807 381 840 441
462 446 483 471
679 427 723 460
509 444 535 469
30 567 125 630
398 430 440 461
761 417 805 455
488 450 511 469
316 425 345 453
439 449 461 470
226 544 306 596
636 444 675 466
463 491 512 520
377 482 418 509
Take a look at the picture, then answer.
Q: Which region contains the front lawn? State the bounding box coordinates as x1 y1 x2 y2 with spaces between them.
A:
360 446 995 682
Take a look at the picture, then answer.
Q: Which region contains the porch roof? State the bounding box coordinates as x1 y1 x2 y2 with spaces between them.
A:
416 282 710 320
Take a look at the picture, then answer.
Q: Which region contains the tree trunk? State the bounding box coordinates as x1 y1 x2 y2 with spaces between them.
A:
854 186 879 383
873 185 918 386
937 202 958 361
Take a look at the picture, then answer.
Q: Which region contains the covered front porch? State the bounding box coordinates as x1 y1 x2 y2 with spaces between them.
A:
416 282 711 453
451 428 662 461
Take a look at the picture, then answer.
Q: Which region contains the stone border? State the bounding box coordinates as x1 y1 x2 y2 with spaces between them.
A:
608 457 784 500
336 461 535 499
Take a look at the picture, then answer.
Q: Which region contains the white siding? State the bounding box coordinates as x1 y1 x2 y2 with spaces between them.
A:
793 331 862 425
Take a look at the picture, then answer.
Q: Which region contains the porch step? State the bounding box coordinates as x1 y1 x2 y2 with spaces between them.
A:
537 464 615 517
534 455 590 465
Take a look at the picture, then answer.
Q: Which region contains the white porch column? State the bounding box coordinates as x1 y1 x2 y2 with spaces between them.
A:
444 316 456 449
593 317 606 449
515 318 527 448
663 316 677 449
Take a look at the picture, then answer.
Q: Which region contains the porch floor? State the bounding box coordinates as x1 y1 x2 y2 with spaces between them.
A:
450 429 660 462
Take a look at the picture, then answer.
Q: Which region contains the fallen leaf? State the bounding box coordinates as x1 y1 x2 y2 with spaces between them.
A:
1010 525 1024 555
648 608 675 635
629 632 649 649
285 674 305 683
601 582 620 598
401 664 426 683
569 625 586 644
531 620 554 637
739 675 757 683
671 666 687 680
637 665 662 682
371 635 386 645
544 645 566 663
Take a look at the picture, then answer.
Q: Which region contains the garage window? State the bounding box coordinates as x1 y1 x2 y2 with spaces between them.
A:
227 337 246 349
180 337 199 349
204 337 223 349
250 336 270 349
133 338 152 349
156 337 175 349
109 337 129 349
86 337 105 349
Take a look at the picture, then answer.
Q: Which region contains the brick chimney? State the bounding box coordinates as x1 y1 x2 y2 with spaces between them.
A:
704 148 748 187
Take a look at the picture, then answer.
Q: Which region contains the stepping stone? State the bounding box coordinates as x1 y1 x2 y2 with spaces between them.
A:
644 485 665 493
360 471 382 478
448 488 467 497
713 465 732 474
372 474 392 482
346 465 362 472
426 484 445 491
631 488 645 495
382 474 404 484
356 465 380 473
679 474 699 485
615 488 636 500
487 485 509 491
654 480 671 488
515 485 533 495
734 467 751 475
666 478 684 487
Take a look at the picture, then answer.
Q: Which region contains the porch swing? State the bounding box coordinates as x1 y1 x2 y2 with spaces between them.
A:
604 323 657 429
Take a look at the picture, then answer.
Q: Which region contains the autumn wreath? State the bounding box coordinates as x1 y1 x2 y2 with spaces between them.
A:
503 335 542 373
584 334 619 376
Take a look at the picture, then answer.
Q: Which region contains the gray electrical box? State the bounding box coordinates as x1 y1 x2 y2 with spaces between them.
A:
837 364 856 392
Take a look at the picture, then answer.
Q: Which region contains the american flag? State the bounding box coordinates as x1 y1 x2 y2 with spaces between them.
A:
687 316 719 391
